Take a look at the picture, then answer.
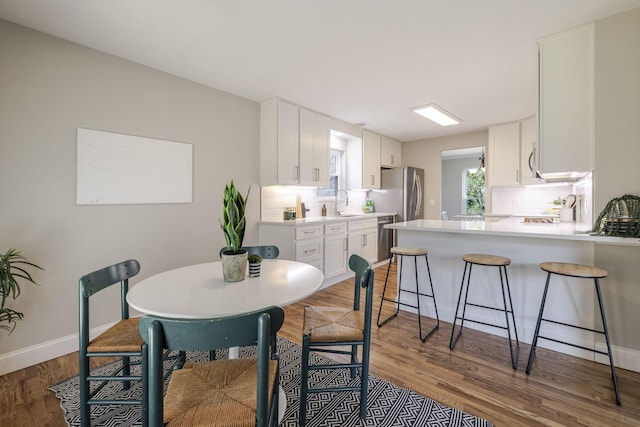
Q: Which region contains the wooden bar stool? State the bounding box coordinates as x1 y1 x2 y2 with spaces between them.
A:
449 254 520 369
377 247 439 342
526 262 621 405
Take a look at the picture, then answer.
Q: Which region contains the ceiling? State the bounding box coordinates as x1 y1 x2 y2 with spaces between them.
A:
2 0 639 142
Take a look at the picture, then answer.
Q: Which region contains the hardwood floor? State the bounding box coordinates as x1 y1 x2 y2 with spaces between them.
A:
1 262 639 426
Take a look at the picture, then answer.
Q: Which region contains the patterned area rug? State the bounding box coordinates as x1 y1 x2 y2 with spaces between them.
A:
51 337 493 426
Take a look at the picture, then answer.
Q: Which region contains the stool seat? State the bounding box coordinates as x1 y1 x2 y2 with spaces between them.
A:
540 262 608 278
391 247 428 256
463 253 511 266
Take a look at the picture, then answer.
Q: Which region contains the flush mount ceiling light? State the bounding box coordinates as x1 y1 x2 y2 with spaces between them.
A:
412 104 461 126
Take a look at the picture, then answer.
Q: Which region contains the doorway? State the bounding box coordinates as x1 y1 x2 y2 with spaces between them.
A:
441 147 485 218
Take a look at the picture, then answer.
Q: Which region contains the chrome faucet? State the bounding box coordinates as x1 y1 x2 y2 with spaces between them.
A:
335 190 349 215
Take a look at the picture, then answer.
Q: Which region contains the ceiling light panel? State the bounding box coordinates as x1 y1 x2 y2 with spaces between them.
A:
413 104 461 126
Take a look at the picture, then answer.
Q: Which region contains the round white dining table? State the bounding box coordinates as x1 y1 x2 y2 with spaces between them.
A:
127 259 324 318
127 259 323 422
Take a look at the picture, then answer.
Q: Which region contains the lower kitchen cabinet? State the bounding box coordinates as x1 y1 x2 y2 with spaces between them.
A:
323 222 348 278
259 217 378 284
348 218 378 264
260 223 324 271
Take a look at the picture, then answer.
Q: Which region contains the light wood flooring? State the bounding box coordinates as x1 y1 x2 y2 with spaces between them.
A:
1 262 639 426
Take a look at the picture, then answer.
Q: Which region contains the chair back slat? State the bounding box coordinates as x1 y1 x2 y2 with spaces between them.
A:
139 306 285 352
80 259 141 298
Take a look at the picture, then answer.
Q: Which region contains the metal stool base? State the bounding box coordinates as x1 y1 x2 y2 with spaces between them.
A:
449 261 520 370
377 252 440 342
526 272 621 406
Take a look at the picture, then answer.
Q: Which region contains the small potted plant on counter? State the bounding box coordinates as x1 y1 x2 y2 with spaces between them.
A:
248 254 263 277
1 248 43 333
219 180 250 282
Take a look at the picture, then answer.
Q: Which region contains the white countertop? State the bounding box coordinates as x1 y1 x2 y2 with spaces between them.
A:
387 218 640 246
260 212 396 226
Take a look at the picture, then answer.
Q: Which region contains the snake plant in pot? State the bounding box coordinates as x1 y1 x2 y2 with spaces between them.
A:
1 248 43 333
219 180 250 282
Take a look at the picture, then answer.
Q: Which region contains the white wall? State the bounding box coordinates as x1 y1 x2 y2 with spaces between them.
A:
593 7 640 352
0 20 260 372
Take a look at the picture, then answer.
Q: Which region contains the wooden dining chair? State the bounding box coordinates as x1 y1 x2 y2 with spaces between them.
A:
78 259 147 426
299 254 374 426
139 306 285 427
218 245 280 259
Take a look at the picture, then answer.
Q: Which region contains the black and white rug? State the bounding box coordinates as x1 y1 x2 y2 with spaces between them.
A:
51 337 493 426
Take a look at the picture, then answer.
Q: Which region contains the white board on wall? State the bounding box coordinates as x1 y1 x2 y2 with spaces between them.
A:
76 128 193 205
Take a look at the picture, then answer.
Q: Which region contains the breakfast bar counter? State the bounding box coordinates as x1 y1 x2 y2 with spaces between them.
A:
385 218 640 371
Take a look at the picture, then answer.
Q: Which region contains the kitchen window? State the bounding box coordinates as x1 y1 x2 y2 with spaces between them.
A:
317 149 344 198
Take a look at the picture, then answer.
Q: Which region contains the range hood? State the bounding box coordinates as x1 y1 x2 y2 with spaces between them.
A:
535 170 591 183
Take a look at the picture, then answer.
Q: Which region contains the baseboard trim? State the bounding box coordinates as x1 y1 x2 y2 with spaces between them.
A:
595 342 640 373
0 322 115 376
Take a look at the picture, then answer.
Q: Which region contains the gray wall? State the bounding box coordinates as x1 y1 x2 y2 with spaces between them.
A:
441 156 481 217
593 8 640 351
0 20 260 359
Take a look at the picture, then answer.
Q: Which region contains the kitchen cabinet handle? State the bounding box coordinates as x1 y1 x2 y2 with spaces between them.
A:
370 175 375 186
528 150 534 172
295 166 299 180
343 239 347 251
304 248 317 255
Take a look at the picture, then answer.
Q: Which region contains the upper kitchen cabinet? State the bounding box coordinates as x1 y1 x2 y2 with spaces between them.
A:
363 130 381 188
520 116 541 185
380 136 402 168
346 129 381 189
299 108 330 186
488 122 520 186
539 23 594 174
260 98 329 186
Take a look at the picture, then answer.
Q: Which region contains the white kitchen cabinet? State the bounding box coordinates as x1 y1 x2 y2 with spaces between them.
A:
260 98 329 186
260 98 299 185
323 222 348 278
259 223 323 271
348 218 378 264
488 122 521 187
362 130 381 189
520 116 542 185
347 130 381 190
539 23 594 174
299 108 330 186
381 136 402 168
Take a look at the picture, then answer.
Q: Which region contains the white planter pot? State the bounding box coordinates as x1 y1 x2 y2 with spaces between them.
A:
221 250 248 282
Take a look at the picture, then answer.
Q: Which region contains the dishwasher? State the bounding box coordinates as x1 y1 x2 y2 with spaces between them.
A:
377 215 395 262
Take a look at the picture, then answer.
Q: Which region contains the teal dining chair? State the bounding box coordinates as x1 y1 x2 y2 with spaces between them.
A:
299 254 375 425
78 259 147 427
139 306 285 427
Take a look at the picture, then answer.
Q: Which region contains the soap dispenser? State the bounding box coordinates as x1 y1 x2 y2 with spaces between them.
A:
321 204 327 216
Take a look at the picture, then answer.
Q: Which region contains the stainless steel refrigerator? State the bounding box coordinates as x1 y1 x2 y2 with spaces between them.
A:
370 166 425 223
370 167 424 257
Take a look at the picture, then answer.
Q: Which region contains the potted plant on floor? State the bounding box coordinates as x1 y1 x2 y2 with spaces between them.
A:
1 248 43 333
219 180 250 282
